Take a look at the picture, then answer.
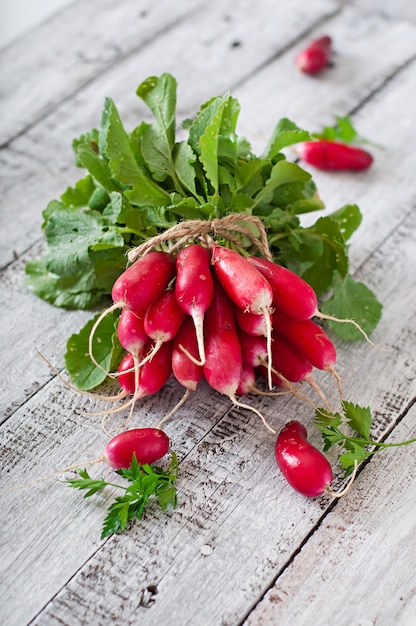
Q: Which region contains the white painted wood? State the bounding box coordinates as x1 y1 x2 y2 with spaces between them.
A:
1 2 416 625
0 0 207 145
0 0 339 269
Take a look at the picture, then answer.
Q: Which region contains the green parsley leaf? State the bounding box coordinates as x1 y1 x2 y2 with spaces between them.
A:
342 401 372 440
66 453 179 538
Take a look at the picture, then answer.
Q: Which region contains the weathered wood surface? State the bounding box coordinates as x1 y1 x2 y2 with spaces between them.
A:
1 1 416 625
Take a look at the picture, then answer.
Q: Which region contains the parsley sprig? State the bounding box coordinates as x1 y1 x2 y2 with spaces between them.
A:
314 401 416 476
66 452 179 538
313 115 384 149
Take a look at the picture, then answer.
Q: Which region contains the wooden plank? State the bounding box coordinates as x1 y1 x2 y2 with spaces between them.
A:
244 404 416 626
0 0 206 146
0 0 339 270
1 177 415 626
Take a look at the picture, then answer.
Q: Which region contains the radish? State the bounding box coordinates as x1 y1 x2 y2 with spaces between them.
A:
236 364 257 396
248 257 318 320
104 427 170 469
203 276 275 432
272 309 336 372
211 244 274 388
298 140 373 171
117 309 147 357
238 330 268 368
211 245 273 313
135 339 173 398
117 353 137 396
172 316 204 391
175 244 214 365
295 35 332 75
112 250 175 312
115 340 173 400
275 420 333 497
265 332 313 385
89 251 175 376
203 276 242 398
142 289 186 364
235 307 268 336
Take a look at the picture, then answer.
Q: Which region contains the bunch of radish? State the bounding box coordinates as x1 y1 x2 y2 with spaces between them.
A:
89 238 341 437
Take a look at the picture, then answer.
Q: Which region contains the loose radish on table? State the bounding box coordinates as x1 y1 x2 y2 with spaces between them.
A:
248 256 318 321
298 140 373 171
295 35 332 75
104 427 170 469
175 244 214 365
275 420 333 497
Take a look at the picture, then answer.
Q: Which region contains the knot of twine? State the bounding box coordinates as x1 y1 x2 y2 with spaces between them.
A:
127 214 272 263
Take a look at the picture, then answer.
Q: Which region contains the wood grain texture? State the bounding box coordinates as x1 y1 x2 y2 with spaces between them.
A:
0 0 206 146
0 0 339 270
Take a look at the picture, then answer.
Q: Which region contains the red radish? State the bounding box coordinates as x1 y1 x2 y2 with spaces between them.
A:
104 427 170 469
211 245 273 313
211 244 274 388
172 316 204 391
248 257 318 320
260 331 313 385
273 309 336 371
298 140 373 171
136 339 173 398
203 276 242 397
111 251 175 312
236 364 256 396
116 340 173 399
203 277 275 432
117 309 147 357
295 35 332 75
175 244 214 365
143 289 186 363
238 330 268 368
117 353 137 396
275 420 333 497
89 251 175 374
235 307 268 336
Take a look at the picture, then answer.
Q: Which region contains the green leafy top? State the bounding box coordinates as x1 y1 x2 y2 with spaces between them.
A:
25 73 383 386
